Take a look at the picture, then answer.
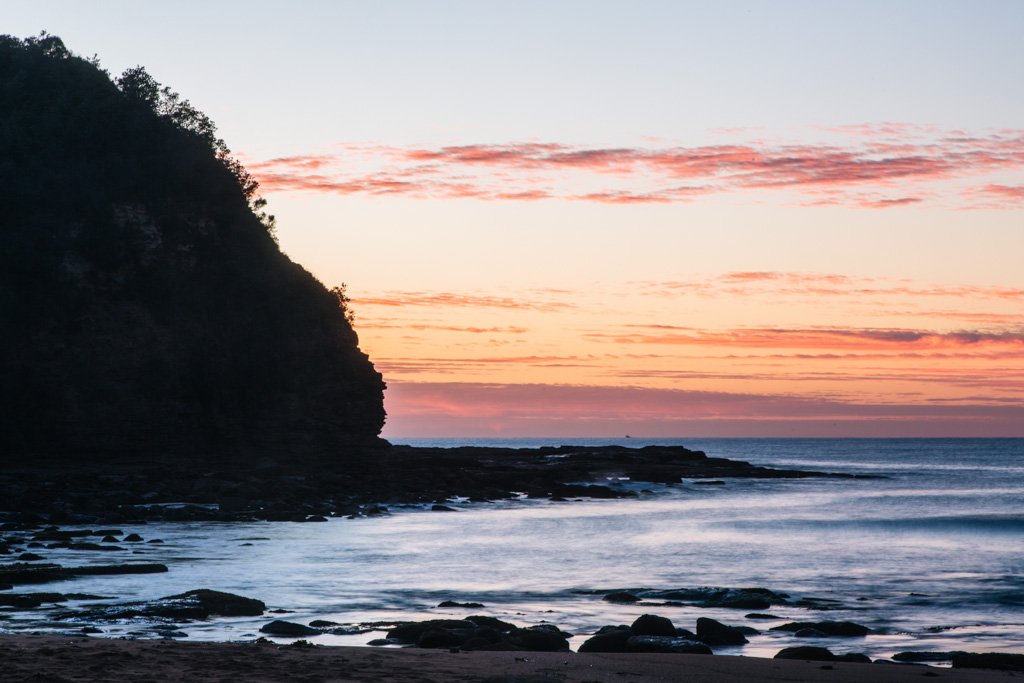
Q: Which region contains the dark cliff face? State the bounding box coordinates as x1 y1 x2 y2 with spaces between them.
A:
0 35 386 458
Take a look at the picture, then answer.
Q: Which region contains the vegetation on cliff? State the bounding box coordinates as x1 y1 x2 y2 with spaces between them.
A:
0 34 385 458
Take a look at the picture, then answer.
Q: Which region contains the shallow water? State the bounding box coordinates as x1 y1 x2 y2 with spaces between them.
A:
3 438 1022 661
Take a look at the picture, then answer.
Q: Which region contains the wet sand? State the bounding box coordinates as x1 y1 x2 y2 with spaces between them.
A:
0 635 1015 683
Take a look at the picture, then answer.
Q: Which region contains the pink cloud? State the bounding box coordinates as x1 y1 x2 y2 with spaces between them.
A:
248 127 1024 208
639 272 1024 301
584 326 1024 351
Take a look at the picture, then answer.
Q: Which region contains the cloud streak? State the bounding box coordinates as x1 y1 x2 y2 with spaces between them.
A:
585 326 1024 351
638 271 1024 301
353 291 574 312
248 127 1024 208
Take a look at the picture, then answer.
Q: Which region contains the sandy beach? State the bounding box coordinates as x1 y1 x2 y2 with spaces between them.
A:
1 635 1017 683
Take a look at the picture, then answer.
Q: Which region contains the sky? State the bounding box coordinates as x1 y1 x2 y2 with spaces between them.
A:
8 1 1024 437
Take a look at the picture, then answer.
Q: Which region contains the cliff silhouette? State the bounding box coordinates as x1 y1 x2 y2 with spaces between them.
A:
0 34 386 459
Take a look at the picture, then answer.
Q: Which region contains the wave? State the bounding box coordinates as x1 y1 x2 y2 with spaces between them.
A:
716 514 1024 535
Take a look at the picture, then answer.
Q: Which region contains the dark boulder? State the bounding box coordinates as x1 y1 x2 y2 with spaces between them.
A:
770 621 870 637
418 628 471 648
259 620 320 637
952 653 1024 671
625 636 712 654
578 627 633 653
775 646 836 662
387 619 478 644
631 614 676 637
0 562 167 585
464 615 517 632
76 589 264 621
510 628 570 652
695 617 748 646
160 589 266 617
836 653 871 663
437 600 485 608
794 627 827 638
603 591 640 603
893 651 967 662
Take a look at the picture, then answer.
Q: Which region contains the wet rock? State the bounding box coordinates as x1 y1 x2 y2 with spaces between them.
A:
695 617 748 646
78 589 264 620
509 627 570 652
775 646 836 661
67 543 124 551
603 591 640 603
893 651 967 662
952 652 1024 671
367 638 402 646
693 480 725 485
100 536 119 543
770 621 871 637
626 636 713 654
431 505 457 512
308 620 341 628
123 533 144 542
32 529 92 542
260 620 321 637
0 594 46 608
0 562 167 585
387 619 478 644
160 589 266 617
631 614 676 637
646 586 787 610
464 615 517 632
578 627 633 653
794 627 827 638
550 484 635 499
437 600 485 608
745 613 779 620
80 626 103 634
836 652 871 663
418 627 467 648
17 553 43 562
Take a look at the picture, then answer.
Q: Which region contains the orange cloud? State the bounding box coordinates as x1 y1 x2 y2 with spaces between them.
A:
359 323 530 334
354 291 574 312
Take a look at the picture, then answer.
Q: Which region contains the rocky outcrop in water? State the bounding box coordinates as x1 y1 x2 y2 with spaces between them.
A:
0 445 858 524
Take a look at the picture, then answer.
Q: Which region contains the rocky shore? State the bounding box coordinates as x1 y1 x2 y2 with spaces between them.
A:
1 634 1021 682
0 444 864 525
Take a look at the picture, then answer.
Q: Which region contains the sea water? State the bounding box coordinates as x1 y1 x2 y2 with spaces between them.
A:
3 438 1022 661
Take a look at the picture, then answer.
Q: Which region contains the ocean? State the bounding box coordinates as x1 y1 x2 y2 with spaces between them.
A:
3 438 1022 662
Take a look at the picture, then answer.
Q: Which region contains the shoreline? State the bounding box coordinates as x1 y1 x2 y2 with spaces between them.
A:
0 634 1018 682
0 444 861 525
